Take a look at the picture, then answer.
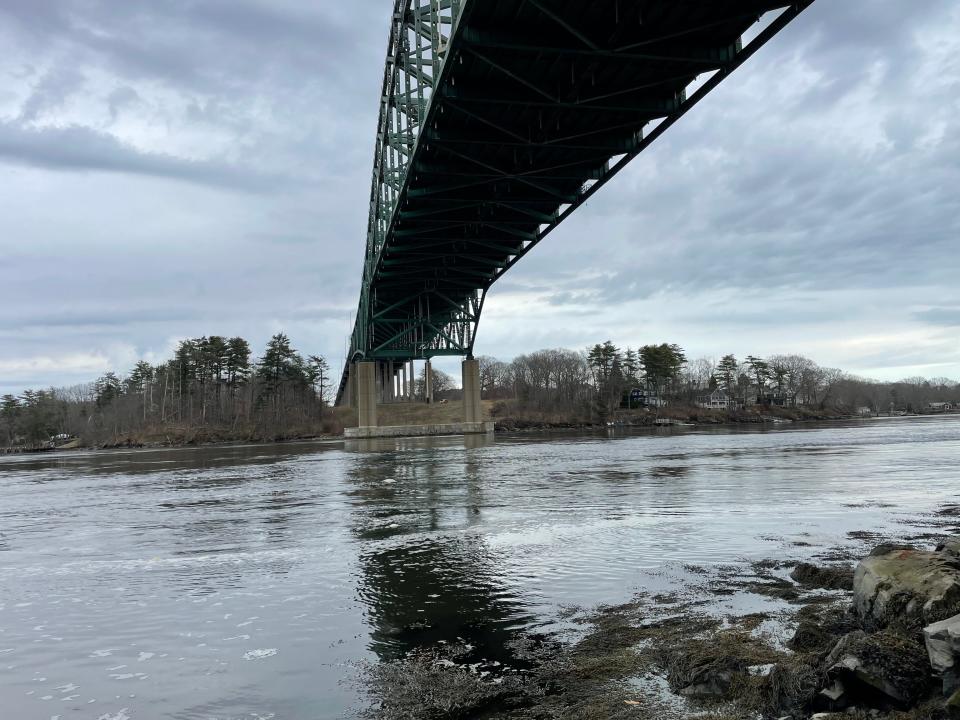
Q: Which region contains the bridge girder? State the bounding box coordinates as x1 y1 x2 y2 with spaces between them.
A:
337 0 816 404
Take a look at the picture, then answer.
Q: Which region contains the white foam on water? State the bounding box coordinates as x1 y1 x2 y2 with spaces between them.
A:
222 635 250 641
90 649 115 657
55 683 79 692
107 665 126 671
96 709 130 720
242 648 277 660
136 652 153 662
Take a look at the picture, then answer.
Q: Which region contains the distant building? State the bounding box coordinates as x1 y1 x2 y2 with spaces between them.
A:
758 391 797 408
928 402 953 412
629 386 665 408
739 386 759 407
857 406 873 416
697 389 731 410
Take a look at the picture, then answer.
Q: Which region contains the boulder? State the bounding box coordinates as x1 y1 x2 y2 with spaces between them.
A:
940 539 960 560
925 614 960 674
791 562 854 591
678 664 734 698
925 613 960 695
853 544 960 629
825 630 931 708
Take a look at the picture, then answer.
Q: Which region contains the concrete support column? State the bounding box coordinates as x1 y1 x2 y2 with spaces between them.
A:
462 358 481 424
344 363 356 408
407 360 414 401
425 360 433 403
356 361 377 428
400 363 407 400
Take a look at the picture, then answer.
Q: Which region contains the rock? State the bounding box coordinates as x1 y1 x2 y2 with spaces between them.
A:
854 544 960 629
825 631 868 667
678 665 734 698
925 614 960 697
940 539 960 560
948 689 960 717
825 630 930 708
815 678 851 712
924 613 960 674
791 562 855 590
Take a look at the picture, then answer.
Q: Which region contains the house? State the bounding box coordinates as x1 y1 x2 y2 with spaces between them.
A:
733 385 758 407
857 406 873 417
697 389 731 410
928 402 953 412
629 387 665 408
758 391 797 408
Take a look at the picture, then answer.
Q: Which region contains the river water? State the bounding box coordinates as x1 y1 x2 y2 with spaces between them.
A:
1 416 959 719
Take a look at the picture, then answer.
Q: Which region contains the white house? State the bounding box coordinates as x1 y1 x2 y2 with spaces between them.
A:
697 389 731 410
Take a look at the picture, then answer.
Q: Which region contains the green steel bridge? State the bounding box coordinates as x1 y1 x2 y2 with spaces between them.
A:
337 0 815 408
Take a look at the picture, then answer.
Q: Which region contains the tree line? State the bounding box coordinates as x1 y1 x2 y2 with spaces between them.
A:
476 343 960 420
1 333 332 449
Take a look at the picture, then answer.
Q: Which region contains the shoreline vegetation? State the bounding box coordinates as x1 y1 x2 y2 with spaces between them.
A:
2 405 956 456
2 334 958 453
363 503 960 720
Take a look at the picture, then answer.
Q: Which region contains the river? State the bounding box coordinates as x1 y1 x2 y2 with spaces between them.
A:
1 415 959 719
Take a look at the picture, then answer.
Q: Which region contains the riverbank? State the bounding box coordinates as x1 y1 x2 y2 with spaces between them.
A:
491 402 861 433
364 501 960 719
0 407 356 454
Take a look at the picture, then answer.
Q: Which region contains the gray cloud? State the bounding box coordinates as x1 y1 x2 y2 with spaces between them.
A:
0 122 290 190
915 308 960 328
19 65 85 121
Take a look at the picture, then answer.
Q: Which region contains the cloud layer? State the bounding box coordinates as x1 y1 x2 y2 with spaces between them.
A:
1 0 958 393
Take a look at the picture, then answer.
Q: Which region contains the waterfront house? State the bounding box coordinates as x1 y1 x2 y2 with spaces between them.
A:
697 389 731 410
629 386 665 408
928 402 953 412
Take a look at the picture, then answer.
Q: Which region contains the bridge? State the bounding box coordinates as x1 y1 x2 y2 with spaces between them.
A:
337 0 815 432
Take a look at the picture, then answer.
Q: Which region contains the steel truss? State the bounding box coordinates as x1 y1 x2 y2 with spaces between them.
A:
337 0 816 404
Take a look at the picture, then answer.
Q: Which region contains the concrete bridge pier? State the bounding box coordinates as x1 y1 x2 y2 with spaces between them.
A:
462 358 481 424
356 361 378 428
346 357 491 438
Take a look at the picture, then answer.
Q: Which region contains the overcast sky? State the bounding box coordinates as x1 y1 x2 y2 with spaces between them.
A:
1 0 958 395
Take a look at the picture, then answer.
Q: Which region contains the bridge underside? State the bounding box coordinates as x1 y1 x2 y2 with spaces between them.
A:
338 0 813 404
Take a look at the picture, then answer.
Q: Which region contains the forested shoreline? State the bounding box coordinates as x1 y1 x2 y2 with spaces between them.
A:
2 336 959 451
1 333 337 451
476 342 960 422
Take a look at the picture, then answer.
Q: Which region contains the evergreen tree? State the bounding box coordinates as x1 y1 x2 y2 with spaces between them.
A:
225 337 252 387
94 373 122 408
715 354 739 393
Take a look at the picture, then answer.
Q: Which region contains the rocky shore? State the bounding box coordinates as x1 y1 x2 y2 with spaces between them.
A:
491 405 857 434
363 506 960 719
